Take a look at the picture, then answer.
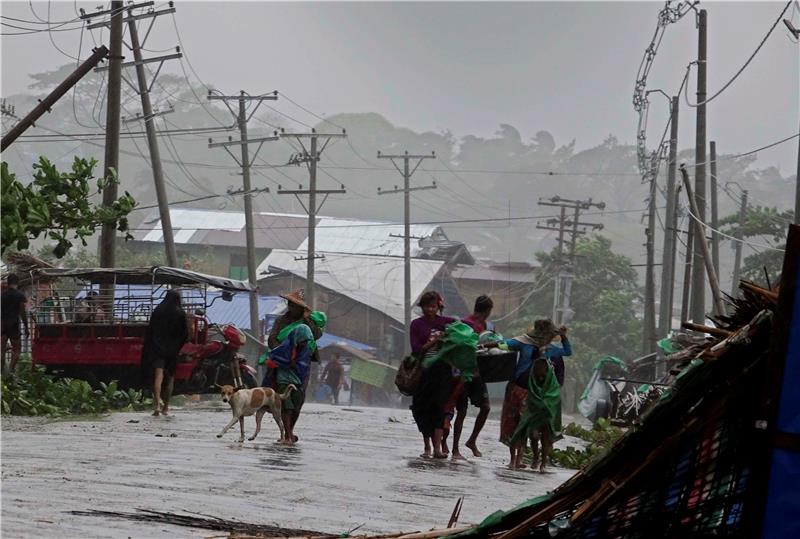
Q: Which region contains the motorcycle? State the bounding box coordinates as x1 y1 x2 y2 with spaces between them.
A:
178 322 258 392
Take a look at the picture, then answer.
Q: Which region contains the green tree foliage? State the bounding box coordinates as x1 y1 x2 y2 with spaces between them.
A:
1 157 136 258
719 205 790 285
506 235 641 411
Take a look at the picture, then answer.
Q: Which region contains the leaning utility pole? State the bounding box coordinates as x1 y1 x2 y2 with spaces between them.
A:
1 46 108 151
208 91 279 338
690 8 708 324
731 189 749 295
709 141 721 300
681 164 725 317
279 129 348 310
658 96 680 338
96 1 124 268
536 197 605 325
92 2 182 266
376 150 437 357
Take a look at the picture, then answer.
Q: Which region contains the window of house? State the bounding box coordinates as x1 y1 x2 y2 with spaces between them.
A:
229 253 248 280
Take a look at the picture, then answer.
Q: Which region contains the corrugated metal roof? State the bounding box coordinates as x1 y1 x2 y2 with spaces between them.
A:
133 207 451 257
451 264 539 284
256 249 444 323
298 218 443 257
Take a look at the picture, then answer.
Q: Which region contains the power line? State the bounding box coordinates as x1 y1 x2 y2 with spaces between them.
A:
126 206 649 231
683 0 794 108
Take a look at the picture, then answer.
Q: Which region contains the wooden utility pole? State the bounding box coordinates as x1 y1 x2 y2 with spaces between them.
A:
278 130 348 310
376 150 436 357
681 164 725 316
731 189 749 295
208 91 279 337
97 1 124 268
690 8 708 324
93 3 182 266
536 197 605 325
1 46 108 151
658 96 680 338
710 141 721 305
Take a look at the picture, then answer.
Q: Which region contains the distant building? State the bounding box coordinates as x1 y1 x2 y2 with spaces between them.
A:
451 260 540 332
257 249 469 361
129 207 473 278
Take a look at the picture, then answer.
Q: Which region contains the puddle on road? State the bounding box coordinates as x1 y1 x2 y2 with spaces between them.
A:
2 403 575 537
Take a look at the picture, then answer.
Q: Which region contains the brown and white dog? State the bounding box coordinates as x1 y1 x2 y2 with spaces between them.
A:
216 384 296 442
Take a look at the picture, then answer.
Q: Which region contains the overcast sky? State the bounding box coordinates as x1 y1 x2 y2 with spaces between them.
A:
2 1 799 172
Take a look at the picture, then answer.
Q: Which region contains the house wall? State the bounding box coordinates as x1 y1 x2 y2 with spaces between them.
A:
258 275 406 363
455 278 540 333
125 241 270 278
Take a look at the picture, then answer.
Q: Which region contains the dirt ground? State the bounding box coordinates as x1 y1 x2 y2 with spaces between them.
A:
1 401 582 537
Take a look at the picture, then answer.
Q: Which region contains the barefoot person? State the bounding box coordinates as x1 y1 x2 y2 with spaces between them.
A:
1 274 28 375
510 357 562 472
452 294 494 460
410 291 455 459
142 290 188 416
264 289 324 444
485 318 558 468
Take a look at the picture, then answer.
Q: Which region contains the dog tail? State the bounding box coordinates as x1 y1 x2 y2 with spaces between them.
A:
279 384 297 401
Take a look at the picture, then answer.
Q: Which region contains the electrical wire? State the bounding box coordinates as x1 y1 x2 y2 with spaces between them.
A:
683 204 785 252
683 0 794 108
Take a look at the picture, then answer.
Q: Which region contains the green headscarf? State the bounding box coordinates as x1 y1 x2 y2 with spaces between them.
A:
509 361 562 446
422 321 479 380
257 310 326 365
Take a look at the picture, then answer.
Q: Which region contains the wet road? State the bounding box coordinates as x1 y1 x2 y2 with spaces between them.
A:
1 402 579 537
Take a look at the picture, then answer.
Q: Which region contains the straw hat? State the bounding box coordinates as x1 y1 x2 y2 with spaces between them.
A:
280 289 311 311
515 318 559 348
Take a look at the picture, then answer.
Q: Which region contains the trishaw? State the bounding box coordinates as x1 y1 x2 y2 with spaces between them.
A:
27 266 258 392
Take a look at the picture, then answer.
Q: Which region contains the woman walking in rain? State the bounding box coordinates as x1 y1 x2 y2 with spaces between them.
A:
409 291 455 459
142 290 188 416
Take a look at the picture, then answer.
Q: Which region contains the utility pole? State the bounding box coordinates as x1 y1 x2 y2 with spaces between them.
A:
377 150 437 357
658 96 680 338
278 129 348 310
208 91 279 339
681 164 726 317
680 216 694 325
97 1 123 269
709 141 721 304
690 8 708 324
536 197 605 325
731 189 748 295
1 46 108 151
93 2 182 266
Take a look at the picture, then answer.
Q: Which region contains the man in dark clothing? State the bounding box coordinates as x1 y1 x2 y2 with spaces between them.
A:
1 274 28 374
322 354 346 404
142 290 188 416
452 294 493 459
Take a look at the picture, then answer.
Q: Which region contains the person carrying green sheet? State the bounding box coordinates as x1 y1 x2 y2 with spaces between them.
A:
509 356 562 472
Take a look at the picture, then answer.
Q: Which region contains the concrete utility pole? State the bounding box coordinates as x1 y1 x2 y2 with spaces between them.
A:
681 164 726 317
208 91 280 339
658 96 680 338
680 217 694 325
279 130 348 310
1 46 108 151
691 8 708 324
731 189 748 295
92 2 182 266
536 197 605 325
97 1 123 268
376 150 436 357
709 141 721 303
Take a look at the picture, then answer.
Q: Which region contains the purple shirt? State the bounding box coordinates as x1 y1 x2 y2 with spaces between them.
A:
409 315 456 357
